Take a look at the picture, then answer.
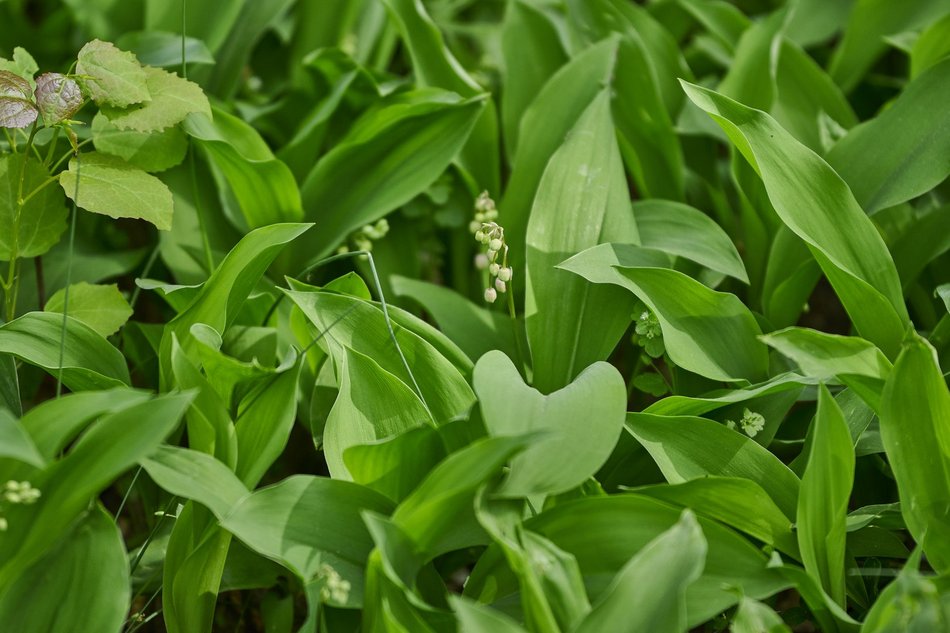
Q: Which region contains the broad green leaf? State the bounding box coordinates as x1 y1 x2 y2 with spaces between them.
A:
290 91 485 267
732 597 792 633
183 108 303 229
220 475 395 606
344 426 446 503
798 385 854 606
525 90 640 393
861 552 950 632
0 408 44 468
560 244 768 382
501 38 619 269
891 203 950 290
101 65 211 133
627 412 801 518
284 289 475 424
574 510 706 633
59 152 174 231
634 199 749 283
880 333 950 572
0 506 129 633
911 12 950 77
116 30 216 67
324 346 432 479
473 350 626 496
44 282 132 337
0 355 18 417
635 478 799 557
466 495 788 628
827 58 950 214
381 0 499 194
390 275 523 363
785 0 851 47
828 0 948 92
761 226 822 328
682 81 909 358
91 112 187 172
0 392 192 587
75 39 149 107
0 154 67 261
644 372 812 417
146 0 243 54
500 0 567 160
450 595 529 633
141 445 249 519
0 312 129 391
761 327 892 381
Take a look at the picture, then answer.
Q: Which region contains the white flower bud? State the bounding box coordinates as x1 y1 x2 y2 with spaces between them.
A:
0 517 7 531
489 238 503 251
495 278 507 293
470 221 482 234
484 287 497 303
497 267 512 282
474 253 489 270
489 262 500 275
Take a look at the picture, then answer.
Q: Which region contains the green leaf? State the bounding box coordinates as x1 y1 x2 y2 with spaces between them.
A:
880 333 950 572
76 39 149 107
44 282 132 337
59 152 174 231
0 312 129 391
344 426 446 503
0 70 38 128
324 346 432 479
634 200 749 283
450 595 529 633
0 506 130 633
911 13 950 77
761 327 892 381
627 412 801 518
560 244 769 382
473 350 626 497
525 90 640 393
116 30 216 67
732 597 792 633
91 112 188 172
290 91 485 267
0 154 67 260
101 65 211 133
827 58 950 214
141 445 249 519
682 80 909 358
182 108 303 229
574 510 706 633
797 385 854 606
0 407 45 468
861 552 950 632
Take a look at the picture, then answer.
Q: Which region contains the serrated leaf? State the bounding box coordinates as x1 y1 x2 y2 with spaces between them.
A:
91 112 187 172
76 39 149 107
34 73 82 127
0 70 37 128
0 154 67 260
101 65 210 133
44 282 133 337
59 152 174 230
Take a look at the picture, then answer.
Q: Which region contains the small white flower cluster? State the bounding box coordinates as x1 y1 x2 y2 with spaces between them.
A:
337 218 390 255
319 564 351 604
633 306 665 358
725 408 766 438
469 191 498 234
0 480 42 531
475 222 513 304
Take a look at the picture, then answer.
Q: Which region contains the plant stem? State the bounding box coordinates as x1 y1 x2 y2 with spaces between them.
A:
3 124 39 321
34 256 45 308
506 278 527 378
56 152 80 398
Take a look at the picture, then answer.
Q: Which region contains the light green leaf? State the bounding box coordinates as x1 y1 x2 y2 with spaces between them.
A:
827 58 950 214
450 595 529 633
91 112 188 172
101 65 211 133
880 333 950 572
732 597 792 633
761 327 892 381
0 312 129 391
0 408 45 468
116 30 216 67
44 282 132 337
0 506 130 633
861 552 950 632
59 152 174 230
473 350 626 497
76 39 149 107
798 385 854 607
574 510 706 633
911 12 950 77
140 445 249 519
0 154 67 261
525 90 640 393
627 412 801 518
344 426 445 503
682 80 909 358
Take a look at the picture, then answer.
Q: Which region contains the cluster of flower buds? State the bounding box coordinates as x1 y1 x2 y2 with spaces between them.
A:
633 306 665 358
475 221 513 303
469 191 498 234
337 218 389 255
725 408 766 438
0 480 41 531
319 563 352 604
